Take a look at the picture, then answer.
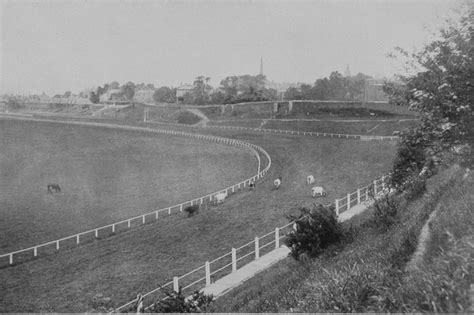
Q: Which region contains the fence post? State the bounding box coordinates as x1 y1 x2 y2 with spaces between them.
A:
374 180 378 195
357 189 361 204
366 187 369 200
255 237 259 260
156 211 159 220
335 199 340 216
112 224 115 233
180 204 183 212
77 234 80 244
142 215 145 224
34 247 37 257
275 228 280 248
168 207 171 215
232 248 237 272
128 219 131 228
347 194 351 211
56 240 59 250
173 276 179 293
205 261 211 286
95 229 98 238
9 254 13 265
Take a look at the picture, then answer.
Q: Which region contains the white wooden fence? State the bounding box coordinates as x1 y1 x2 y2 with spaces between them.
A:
0 117 272 267
113 175 389 312
145 118 399 141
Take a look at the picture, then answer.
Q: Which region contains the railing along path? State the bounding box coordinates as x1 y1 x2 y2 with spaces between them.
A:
114 175 390 312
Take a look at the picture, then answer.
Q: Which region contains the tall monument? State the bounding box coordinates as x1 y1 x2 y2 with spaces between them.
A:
344 64 351 77
260 56 264 76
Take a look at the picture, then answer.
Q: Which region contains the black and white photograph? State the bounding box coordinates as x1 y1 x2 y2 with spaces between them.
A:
0 0 472 312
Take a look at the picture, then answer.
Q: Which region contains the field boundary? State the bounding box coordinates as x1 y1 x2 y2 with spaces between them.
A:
144 118 400 141
0 116 272 267
114 175 389 312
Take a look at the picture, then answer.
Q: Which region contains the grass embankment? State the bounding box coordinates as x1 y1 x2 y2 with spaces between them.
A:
0 129 396 312
208 165 473 313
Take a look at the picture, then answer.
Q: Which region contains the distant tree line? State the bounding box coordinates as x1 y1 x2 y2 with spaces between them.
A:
283 71 372 101
88 71 375 105
172 74 278 105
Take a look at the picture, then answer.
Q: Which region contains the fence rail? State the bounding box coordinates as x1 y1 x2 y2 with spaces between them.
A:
145 118 399 141
113 174 389 312
0 117 272 267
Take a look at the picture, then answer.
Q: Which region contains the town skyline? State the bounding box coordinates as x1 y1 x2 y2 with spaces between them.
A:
1 0 459 95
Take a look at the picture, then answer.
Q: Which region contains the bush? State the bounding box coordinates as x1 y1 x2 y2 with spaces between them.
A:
285 204 344 260
184 204 200 217
404 176 427 201
149 287 213 313
373 194 400 231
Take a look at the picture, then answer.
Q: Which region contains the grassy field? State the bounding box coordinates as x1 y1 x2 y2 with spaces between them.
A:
207 166 472 313
0 121 397 312
0 119 255 253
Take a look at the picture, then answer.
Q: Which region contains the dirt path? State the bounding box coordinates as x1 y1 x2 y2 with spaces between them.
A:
186 108 210 126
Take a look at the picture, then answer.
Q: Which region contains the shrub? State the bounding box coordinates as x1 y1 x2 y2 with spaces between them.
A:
372 194 400 231
149 287 213 313
404 176 426 201
184 204 200 217
285 204 344 260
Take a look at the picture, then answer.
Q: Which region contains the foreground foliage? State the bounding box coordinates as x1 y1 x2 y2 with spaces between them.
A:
285 205 344 260
386 2 473 188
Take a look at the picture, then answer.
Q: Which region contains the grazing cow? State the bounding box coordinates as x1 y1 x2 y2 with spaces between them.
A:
47 183 61 193
249 179 256 190
213 191 228 204
273 176 282 189
311 186 326 198
306 175 315 185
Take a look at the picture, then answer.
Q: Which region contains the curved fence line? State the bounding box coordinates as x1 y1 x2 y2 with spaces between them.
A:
114 175 389 312
144 119 399 141
0 116 272 267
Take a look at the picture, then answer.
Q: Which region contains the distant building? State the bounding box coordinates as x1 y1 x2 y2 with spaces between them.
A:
364 79 388 102
99 89 123 103
176 84 193 101
133 89 155 104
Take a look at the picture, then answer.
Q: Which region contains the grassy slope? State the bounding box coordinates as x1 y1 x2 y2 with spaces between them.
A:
0 127 396 312
207 165 473 313
0 119 254 252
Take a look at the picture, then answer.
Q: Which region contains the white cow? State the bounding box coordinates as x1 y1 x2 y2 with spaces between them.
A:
214 191 228 204
306 175 315 185
311 186 326 198
273 176 282 189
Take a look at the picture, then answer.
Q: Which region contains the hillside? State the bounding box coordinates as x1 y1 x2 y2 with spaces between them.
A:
207 165 473 312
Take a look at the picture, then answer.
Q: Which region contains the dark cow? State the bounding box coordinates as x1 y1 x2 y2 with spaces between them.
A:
47 183 61 193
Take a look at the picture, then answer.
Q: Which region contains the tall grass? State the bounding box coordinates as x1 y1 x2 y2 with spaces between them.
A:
209 165 473 312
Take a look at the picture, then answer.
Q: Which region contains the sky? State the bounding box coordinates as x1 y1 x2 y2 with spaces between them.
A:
0 0 460 95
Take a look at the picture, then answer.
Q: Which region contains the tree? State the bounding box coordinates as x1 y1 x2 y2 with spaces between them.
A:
121 81 135 101
89 91 100 104
109 81 120 90
63 91 72 98
386 2 473 185
6 98 22 110
153 86 176 103
285 205 344 260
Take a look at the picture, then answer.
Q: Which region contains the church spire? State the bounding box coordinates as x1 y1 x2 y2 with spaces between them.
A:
344 64 351 77
260 56 264 75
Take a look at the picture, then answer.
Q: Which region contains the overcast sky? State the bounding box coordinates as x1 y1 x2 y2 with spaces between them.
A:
1 0 459 95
